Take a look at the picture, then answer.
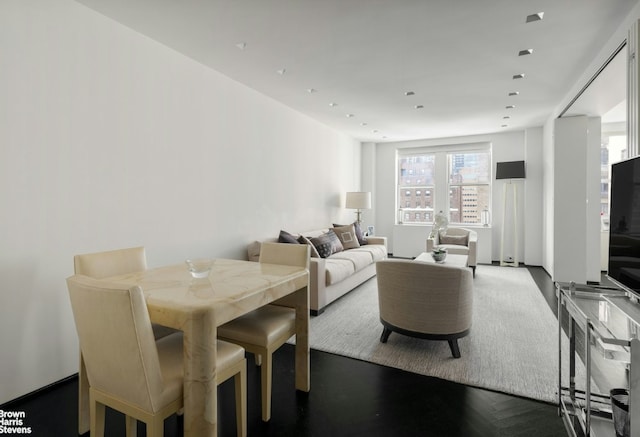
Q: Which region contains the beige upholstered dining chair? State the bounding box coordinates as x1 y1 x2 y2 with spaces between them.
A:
74 246 179 434
426 227 478 276
74 246 177 340
217 242 310 422
376 259 473 358
67 275 247 437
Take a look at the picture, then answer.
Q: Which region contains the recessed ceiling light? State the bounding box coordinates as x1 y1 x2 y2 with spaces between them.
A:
372 130 379 133
405 91 415 96
307 88 317 93
508 92 519 96
361 122 368 126
513 73 525 79
518 49 533 56
526 12 544 23
346 114 354 118
276 69 286 75
329 103 338 107
235 42 247 50
415 105 424 109
502 124 508 128
506 105 515 109
503 116 511 119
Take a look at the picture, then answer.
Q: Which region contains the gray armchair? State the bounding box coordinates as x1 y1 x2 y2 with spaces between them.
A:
376 259 473 358
427 227 477 276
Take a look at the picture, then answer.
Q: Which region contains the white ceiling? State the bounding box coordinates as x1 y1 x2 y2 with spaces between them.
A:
75 0 637 142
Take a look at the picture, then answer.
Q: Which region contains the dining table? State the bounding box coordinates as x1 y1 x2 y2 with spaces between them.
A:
76 258 310 436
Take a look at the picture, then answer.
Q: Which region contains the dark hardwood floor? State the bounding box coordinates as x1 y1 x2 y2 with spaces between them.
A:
2 265 567 437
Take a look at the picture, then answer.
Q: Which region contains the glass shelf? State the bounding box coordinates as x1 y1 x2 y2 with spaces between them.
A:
557 282 639 437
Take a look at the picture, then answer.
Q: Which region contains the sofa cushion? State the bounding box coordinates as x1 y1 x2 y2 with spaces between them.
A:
325 259 356 285
351 244 387 262
332 224 360 250
330 250 372 272
278 230 300 244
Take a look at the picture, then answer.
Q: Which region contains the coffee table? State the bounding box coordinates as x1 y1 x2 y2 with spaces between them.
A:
414 252 469 269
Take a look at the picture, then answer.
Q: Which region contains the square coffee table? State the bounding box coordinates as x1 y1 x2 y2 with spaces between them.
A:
414 252 469 269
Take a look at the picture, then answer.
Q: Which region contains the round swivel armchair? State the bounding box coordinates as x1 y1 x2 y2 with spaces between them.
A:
376 259 473 358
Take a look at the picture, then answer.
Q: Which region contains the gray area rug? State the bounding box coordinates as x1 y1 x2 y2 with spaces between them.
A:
297 265 578 403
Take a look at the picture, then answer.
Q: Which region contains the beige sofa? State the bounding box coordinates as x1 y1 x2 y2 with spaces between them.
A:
248 228 387 315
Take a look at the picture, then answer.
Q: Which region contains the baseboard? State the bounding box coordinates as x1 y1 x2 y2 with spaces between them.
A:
1 374 77 409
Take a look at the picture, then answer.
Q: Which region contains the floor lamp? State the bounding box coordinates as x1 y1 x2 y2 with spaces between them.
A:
496 161 526 267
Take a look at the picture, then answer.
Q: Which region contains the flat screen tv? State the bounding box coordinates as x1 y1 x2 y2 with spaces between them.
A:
495 160 526 179
608 155 640 295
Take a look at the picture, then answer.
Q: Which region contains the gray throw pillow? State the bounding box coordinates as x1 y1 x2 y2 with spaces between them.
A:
309 230 344 258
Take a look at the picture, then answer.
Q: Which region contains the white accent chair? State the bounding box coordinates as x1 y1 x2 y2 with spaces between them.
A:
376 259 473 358
217 242 310 422
426 227 478 276
67 275 247 437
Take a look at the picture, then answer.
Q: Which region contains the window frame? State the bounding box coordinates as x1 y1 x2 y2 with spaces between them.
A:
396 143 491 226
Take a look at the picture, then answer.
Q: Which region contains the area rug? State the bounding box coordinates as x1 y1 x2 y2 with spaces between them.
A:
296 265 580 403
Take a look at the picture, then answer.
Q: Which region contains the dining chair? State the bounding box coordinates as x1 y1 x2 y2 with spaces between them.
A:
74 247 179 433
74 246 177 340
67 274 247 437
217 242 310 422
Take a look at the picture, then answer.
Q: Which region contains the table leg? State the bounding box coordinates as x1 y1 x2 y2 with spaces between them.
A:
294 286 310 392
183 309 217 436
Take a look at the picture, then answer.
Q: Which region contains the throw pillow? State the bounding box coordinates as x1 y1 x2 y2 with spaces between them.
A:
332 224 360 250
297 235 321 258
438 231 468 246
309 230 344 258
325 229 344 254
333 221 368 245
278 230 300 244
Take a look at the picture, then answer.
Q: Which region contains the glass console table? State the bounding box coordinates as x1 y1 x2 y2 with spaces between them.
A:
557 282 640 437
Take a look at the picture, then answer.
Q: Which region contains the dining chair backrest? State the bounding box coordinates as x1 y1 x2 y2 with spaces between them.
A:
259 242 310 269
67 275 165 413
74 246 147 278
258 242 309 309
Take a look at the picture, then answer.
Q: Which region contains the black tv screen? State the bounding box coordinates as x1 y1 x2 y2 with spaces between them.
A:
608 155 640 295
495 160 525 179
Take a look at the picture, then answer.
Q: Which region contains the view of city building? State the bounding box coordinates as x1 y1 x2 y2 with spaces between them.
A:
398 151 490 225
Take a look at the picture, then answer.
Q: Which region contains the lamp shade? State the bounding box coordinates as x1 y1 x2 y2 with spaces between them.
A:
345 192 371 209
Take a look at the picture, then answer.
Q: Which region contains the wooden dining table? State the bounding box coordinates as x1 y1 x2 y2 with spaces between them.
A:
77 258 310 436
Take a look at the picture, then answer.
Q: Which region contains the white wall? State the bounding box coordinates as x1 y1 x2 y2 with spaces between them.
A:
553 116 590 283
541 2 640 279
0 0 361 404
370 130 537 263
524 127 544 266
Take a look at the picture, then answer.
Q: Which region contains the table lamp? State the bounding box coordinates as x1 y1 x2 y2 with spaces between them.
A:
345 192 371 224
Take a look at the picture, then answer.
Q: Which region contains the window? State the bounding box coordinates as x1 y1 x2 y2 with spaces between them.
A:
397 154 435 223
397 145 491 225
448 152 491 225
